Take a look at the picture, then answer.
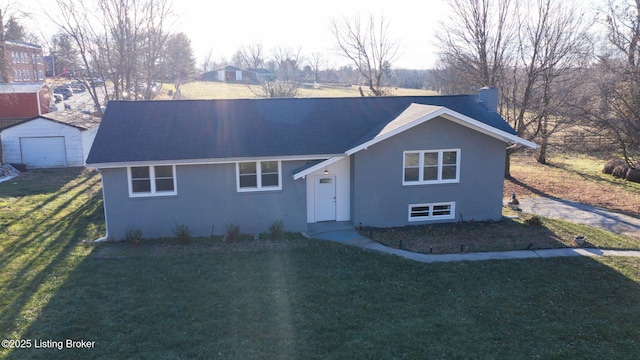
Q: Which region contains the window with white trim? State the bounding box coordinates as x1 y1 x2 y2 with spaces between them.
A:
403 149 460 185
128 165 176 197
409 202 455 221
237 161 281 192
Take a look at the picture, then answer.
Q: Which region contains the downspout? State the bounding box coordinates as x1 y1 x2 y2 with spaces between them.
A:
93 169 110 242
36 86 42 116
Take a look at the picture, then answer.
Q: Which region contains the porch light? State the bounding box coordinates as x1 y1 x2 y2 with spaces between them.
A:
324 168 329 175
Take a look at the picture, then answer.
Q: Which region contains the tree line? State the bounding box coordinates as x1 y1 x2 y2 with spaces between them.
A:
2 0 639 172
432 0 640 175
2 1 402 103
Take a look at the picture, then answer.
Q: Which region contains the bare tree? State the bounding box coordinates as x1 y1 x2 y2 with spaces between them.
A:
49 0 109 114
330 13 399 96
580 0 640 166
436 0 592 174
201 48 214 73
272 46 303 82
436 0 515 92
308 52 326 83
249 46 303 98
508 0 592 164
49 0 175 114
606 0 640 67
50 33 78 77
238 42 264 69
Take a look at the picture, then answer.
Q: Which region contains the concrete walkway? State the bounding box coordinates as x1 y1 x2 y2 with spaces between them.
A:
305 209 640 263
518 196 640 238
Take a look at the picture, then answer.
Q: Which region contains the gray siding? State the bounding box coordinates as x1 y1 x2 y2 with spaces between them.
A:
101 161 307 240
352 116 506 228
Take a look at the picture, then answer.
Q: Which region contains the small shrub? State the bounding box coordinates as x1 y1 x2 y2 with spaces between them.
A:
524 215 543 226
603 159 626 174
612 164 630 179
626 167 640 183
225 223 241 242
125 225 143 244
173 223 192 244
268 220 285 240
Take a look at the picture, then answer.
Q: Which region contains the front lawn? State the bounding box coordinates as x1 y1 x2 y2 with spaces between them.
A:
3 241 640 359
1 168 640 359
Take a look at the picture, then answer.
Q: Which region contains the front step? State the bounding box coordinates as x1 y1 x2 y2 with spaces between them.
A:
306 221 354 237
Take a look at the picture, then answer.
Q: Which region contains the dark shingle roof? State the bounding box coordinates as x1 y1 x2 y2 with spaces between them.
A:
86 95 516 165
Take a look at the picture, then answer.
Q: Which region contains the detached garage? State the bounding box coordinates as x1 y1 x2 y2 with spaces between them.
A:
1 110 101 169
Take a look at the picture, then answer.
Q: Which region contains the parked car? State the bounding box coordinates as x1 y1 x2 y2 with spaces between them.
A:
68 81 87 93
53 86 73 100
89 78 104 86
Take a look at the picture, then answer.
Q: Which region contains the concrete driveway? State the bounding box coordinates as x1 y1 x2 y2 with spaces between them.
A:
518 196 640 238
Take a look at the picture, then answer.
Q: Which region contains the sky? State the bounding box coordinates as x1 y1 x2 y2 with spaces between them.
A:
171 0 448 69
13 0 448 70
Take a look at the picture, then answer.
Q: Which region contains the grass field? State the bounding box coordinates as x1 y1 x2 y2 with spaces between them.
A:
1 155 640 358
156 81 438 100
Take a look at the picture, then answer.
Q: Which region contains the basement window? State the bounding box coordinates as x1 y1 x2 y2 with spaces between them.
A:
408 202 455 222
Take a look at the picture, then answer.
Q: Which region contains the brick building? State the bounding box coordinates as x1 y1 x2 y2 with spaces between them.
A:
1 40 45 83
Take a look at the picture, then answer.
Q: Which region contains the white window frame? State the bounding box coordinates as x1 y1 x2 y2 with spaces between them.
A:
236 160 282 192
127 165 177 197
408 202 455 222
403 149 461 185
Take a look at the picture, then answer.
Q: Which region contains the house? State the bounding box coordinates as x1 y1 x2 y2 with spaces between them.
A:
202 65 253 83
86 88 536 240
1 110 101 168
0 83 53 120
202 66 275 83
1 40 45 83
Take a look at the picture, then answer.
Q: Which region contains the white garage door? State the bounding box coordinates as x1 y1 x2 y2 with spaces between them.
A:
20 137 67 168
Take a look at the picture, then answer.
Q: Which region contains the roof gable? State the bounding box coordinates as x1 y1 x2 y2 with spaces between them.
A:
346 103 536 155
87 95 530 167
1 110 100 132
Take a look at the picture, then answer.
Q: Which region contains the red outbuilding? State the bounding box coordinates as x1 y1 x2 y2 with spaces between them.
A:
0 83 53 119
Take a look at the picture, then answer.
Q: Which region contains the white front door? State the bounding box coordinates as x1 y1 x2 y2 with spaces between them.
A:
315 175 336 222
